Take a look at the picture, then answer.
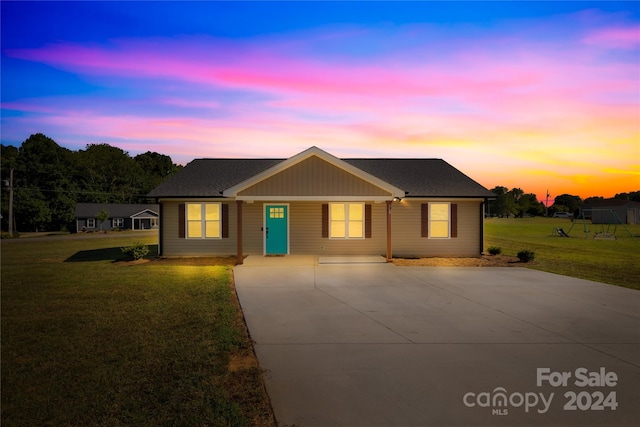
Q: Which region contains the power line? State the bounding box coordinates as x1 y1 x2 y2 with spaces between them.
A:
4 186 152 198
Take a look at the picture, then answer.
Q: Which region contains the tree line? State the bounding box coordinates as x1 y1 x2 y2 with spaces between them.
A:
2 133 638 231
1 133 181 232
487 186 640 218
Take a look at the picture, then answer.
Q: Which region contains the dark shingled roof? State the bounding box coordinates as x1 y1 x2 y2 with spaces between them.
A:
148 159 283 198
147 157 493 198
345 159 493 198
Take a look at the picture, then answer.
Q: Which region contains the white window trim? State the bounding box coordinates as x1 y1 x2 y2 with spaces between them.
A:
87 218 96 228
429 202 451 239
112 218 124 228
329 202 365 240
186 202 222 239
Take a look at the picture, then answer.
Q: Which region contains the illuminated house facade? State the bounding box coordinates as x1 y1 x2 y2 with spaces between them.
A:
148 147 494 264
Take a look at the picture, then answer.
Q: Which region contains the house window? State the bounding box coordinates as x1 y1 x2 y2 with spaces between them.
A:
112 218 124 228
330 203 364 239
87 218 96 228
187 203 221 238
429 203 450 238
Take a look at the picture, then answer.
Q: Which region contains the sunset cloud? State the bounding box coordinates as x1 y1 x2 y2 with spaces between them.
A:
583 25 640 48
2 3 638 200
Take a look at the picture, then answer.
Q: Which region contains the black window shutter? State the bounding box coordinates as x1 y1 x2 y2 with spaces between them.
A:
365 204 372 238
421 204 428 237
222 204 229 238
321 204 329 238
451 203 458 238
178 204 185 238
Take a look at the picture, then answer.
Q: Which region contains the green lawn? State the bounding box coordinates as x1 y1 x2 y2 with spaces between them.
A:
3 219 638 424
1 234 274 426
485 217 640 290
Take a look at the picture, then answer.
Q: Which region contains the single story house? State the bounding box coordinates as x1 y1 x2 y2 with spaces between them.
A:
75 203 159 232
580 199 640 225
147 147 494 263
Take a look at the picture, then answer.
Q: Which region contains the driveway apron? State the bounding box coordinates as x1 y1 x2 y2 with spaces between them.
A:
234 258 640 426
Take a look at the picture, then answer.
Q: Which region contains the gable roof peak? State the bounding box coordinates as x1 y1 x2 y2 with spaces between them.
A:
222 146 405 198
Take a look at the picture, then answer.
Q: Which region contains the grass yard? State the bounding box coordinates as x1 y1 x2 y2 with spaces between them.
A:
2 219 637 424
1 233 275 426
485 217 640 290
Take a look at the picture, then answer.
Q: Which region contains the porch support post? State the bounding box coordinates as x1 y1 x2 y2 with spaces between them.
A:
236 200 243 265
386 200 392 262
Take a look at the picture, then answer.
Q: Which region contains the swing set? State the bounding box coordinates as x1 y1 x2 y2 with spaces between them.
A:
559 208 633 239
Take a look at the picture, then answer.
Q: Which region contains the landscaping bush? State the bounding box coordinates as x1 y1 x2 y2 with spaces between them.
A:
120 242 150 261
488 246 502 255
1 231 20 239
517 250 536 263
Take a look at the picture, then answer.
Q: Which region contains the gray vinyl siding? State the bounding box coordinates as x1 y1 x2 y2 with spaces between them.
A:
392 200 482 257
160 200 483 257
231 201 388 256
242 203 265 254
77 218 127 231
161 201 237 256
238 156 391 197
160 201 389 256
289 202 387 255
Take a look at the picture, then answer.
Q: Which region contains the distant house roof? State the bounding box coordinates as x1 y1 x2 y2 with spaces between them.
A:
75 203 159 218
147 149 493 199
582 199 640 209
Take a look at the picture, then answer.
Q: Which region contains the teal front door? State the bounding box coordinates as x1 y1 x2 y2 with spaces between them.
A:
265 205 288 254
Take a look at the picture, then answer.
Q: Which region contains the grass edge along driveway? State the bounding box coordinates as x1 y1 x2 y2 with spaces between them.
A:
1 234 275 427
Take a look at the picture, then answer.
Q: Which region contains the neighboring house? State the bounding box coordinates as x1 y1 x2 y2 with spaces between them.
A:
147 146 495 263
581 199 640 225
75 203 159 232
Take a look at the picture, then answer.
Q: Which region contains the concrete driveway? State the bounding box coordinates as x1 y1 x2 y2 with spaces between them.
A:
234 257 640 426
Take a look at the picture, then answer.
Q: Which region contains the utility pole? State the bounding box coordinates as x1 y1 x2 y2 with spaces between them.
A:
7 168 14 234
545 189 550 217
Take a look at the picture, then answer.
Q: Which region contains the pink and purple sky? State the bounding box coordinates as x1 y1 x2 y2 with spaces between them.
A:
1 1 639 201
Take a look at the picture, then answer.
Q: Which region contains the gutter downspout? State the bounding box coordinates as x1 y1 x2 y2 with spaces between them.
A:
480 200 486 255
158 202 163 256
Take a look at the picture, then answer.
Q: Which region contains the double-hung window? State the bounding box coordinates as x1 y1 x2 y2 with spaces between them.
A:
187 203 221 238
87 218 95 228
330 203 364 239
429 203 450 238
112 218 124 228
